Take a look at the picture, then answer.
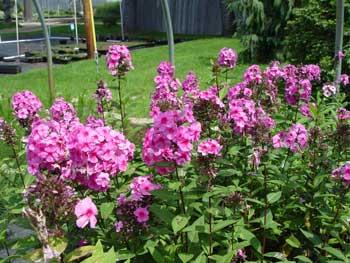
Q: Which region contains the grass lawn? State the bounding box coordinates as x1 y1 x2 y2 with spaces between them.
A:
0 38 250 120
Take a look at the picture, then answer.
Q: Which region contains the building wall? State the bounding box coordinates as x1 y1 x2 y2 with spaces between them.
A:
123 0 233 36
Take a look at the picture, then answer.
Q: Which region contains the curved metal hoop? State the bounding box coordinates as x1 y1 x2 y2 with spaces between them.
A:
160 0 175 65
32 0 55 104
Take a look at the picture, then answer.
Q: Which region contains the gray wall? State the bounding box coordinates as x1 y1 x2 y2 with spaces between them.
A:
123 0 233 36
35 0 109 11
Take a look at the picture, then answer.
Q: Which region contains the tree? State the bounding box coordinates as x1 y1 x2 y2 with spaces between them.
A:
3 0 12 23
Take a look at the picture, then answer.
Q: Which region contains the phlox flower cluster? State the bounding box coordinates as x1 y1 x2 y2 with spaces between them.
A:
94 81 112 115
0 118 16 145
337 108 350 121
85 115 105 128
299 103 313 119
115 175 160 235
150 62 181 117
106 45 133 77
227 88 275 135
74 197 98 229
67 124 135 191
12 90 42 126
182 71 200 98
142 110 201 174
244 65 263 85
332 163 350 185
50 97 79 127
217 47 238 69
27 119 69 176
198 139 222 156
322 84 337 97
272 123 308 152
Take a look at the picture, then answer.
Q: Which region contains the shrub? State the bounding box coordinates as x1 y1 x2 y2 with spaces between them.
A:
95 2 121 27
284 0 350 79
226 0 295 62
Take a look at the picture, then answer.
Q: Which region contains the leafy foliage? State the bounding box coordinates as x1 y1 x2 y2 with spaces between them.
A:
284 0 350 78
226 0 295 62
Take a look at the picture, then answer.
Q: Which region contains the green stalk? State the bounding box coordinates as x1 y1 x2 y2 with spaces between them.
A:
175 166 188 252
117 76 126 132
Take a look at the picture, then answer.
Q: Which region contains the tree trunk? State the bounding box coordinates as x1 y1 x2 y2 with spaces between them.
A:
23 0 33 22
3 0 12 23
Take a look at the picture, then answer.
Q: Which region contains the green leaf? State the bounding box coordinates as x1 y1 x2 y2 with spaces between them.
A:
100 202 114 220
178 253 194 263
24 249 43 262
212 220 235 232
286 235 301 248
65 246 95 262
115 249 136 261
300 229 322 247
48 236 68 255
150 204 174 225
102 248 117 263
322 247 346 261
172 215 189 234
267 191 282 204
294 255 313 263
264 252 286 260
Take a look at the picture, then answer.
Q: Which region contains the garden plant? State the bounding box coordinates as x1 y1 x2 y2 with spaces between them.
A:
1 45 350 263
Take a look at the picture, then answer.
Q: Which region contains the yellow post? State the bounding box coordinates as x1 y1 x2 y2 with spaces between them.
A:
82 0 97 59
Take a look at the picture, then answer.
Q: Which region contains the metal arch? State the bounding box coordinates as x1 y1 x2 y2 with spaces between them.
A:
32 0 55 104
160 0 175 65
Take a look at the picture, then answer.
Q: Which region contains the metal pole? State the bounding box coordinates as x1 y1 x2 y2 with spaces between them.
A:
15 0 20 59
335 0 344 89
119 0 125 41
160 0 175 65
32 0 55 104
73 0 79 47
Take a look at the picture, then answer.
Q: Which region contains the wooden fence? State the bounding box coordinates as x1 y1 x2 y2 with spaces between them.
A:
123 0 233 36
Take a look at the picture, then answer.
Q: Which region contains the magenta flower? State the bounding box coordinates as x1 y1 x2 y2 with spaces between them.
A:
74 197 98 229
217 48 238 69
198 139 222 156
337 108 350 120
338 51 345 61
130 175 161 200
11 90 42 126
332 163 350 184
339 74 350 86
50 97 79 128
134 207 149 223
106 45 133 77
272 123 308 152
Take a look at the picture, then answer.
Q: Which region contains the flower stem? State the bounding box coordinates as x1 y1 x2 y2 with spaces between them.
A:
12 146 25 188
262 164 268 256
175 166 188 252
117 76 126 133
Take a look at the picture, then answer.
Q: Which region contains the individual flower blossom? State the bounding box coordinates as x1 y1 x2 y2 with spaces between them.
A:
150 62 181 117
299 103 313 119
106 45 133 77
74 197 98 229
244 65 263 85
231 249 247 263
11 90 42 127
338 51 345 61
272 123 308 152
27 119 69 176
300 64 321 81
322 83 337 97
115 175 159 236
130 175 161 200
337 108 350 121
332 163 350 184
263 61 285 82
134 207 149 223
142 110 201 175
50 97 79 128
67 124 135 191
85 116 105 128
339 74 350 86
217 47 238 69
198 139 222 156
157 61 175 77
284 78 312 105
94 80 112 115
182 71 200 97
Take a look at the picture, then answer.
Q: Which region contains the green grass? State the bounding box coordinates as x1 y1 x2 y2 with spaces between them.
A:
0 38 250 119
